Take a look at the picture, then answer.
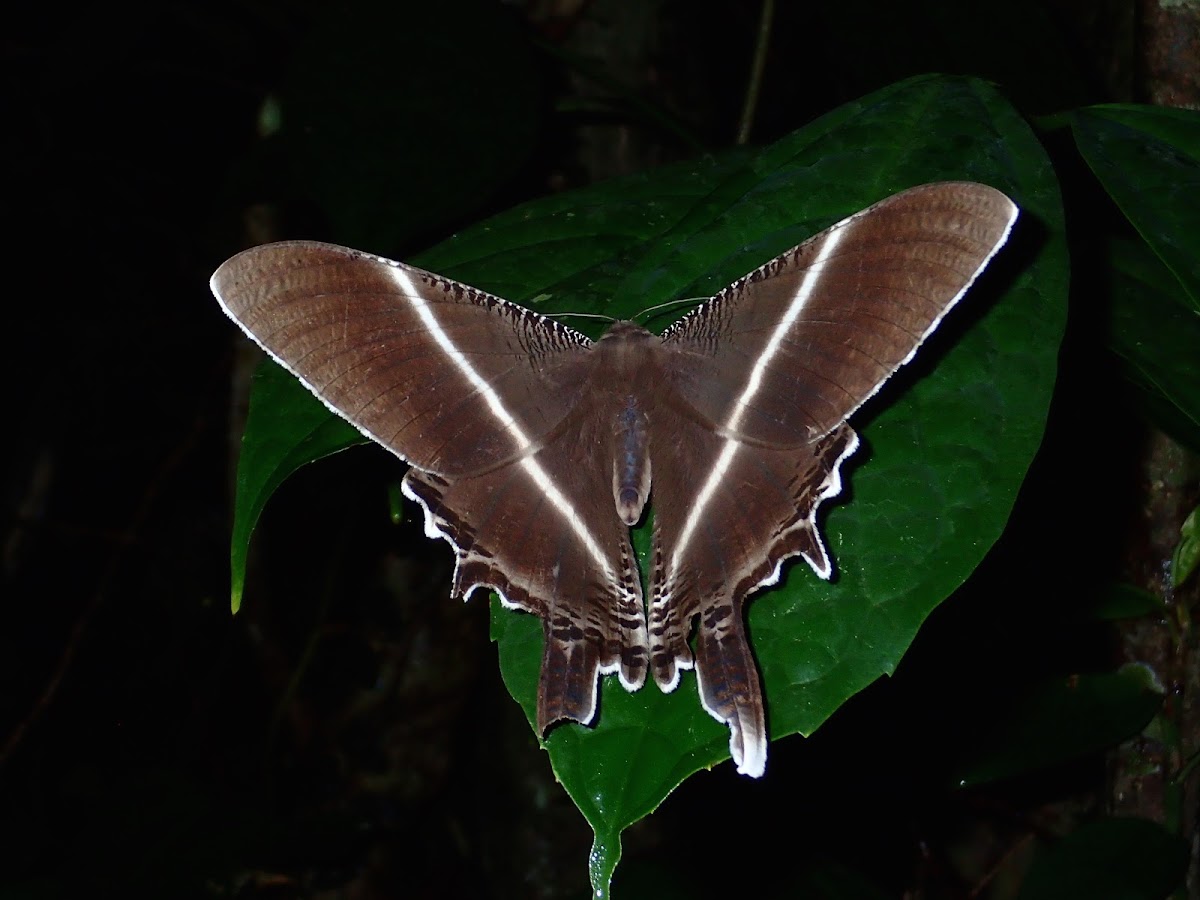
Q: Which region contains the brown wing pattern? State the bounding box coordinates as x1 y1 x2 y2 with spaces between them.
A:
647 182 1017 775
212 241 594 478
403 411 649 731
662 182 1019 448
646 398 858 777
213 181 1018 779
214 240 649 734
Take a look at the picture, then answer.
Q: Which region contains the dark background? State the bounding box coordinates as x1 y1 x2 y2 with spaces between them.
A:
3 1 1189 897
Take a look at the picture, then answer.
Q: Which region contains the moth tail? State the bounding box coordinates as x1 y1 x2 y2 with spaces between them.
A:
536 617 601 734
693 614 768 778
611 539 650 693
648 600 694 693
647 529 696 693
534 587 650 734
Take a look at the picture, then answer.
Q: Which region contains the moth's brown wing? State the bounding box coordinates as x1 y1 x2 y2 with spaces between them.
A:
662 182 1018 448
404 408 649 732
213 239 650 728
647 183 1017 776
212 240 593 477
647 394 857 777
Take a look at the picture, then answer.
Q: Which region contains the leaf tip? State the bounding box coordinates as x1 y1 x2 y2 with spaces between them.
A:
230 574 244 615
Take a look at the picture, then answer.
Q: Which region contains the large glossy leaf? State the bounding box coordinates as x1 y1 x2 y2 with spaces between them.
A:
226 75 1065 896
952 670 1163 788
1108 237 1200 452
229 362 361 611
1017 818 1188 900
482 75 1063 893
1071 105 1200 311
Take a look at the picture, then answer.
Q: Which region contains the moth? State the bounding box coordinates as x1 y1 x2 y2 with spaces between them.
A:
212 181 1018 777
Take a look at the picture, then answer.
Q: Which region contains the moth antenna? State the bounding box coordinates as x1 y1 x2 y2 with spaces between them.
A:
544 311 617 325
633 295 705 327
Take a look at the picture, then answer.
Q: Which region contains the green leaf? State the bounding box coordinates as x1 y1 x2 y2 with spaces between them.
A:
480 75 1064 893
1017 818 1187 900
226 74 1065 895
1071 105 1200 311
229 361 363 612
1174 505 1200 589
953 670 1164 788
1108 236 1200 451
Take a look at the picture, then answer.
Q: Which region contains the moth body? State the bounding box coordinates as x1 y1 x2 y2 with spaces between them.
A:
211 181 1019 779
